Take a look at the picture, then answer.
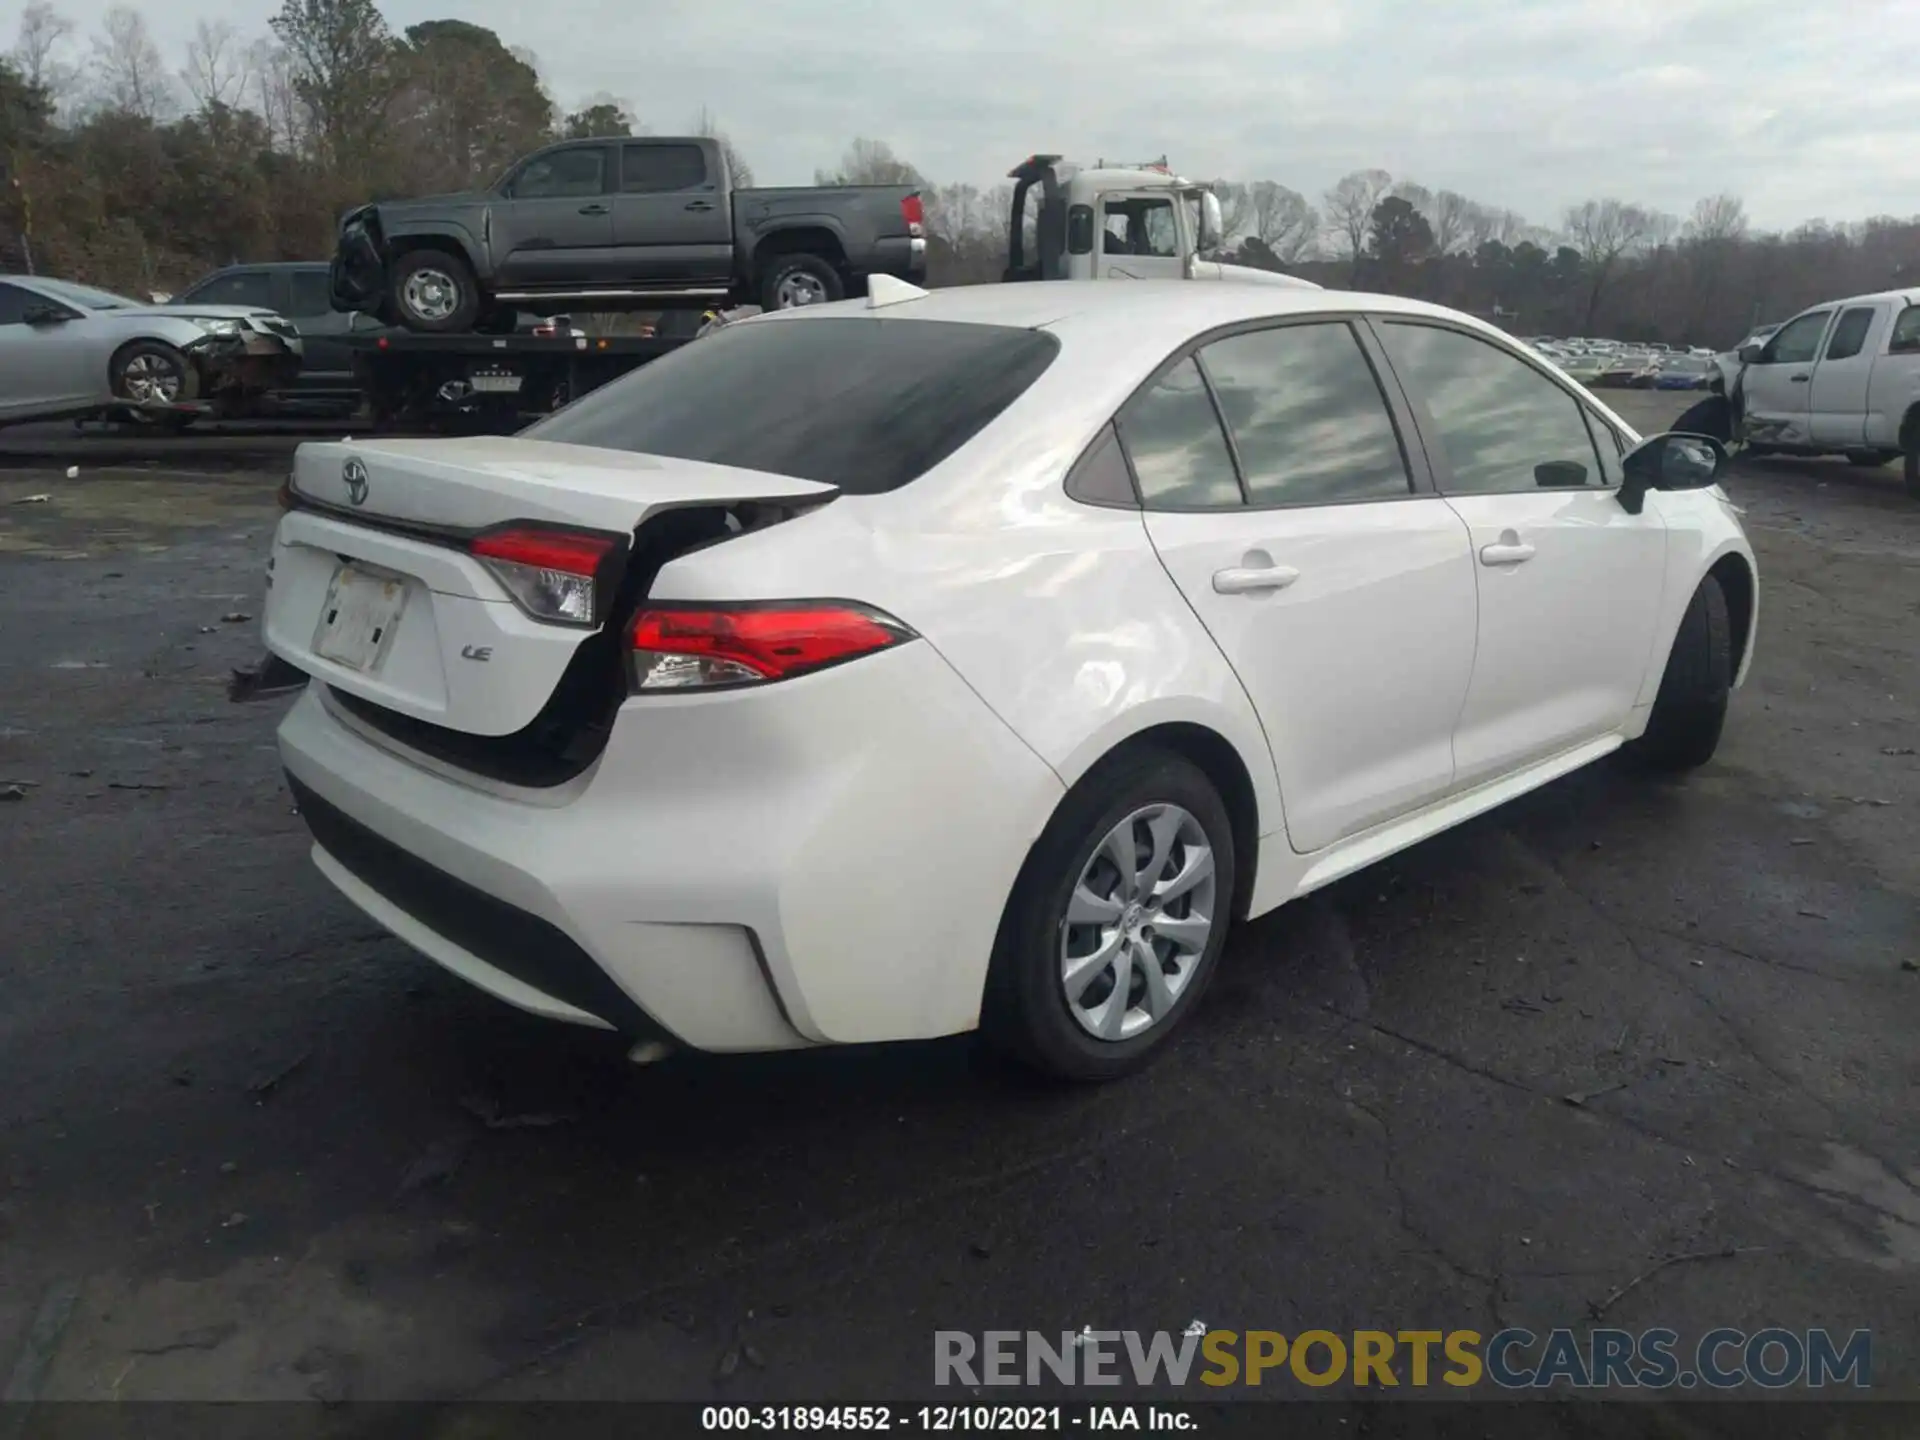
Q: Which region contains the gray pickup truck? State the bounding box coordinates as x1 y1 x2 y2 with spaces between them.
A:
329 136 927 333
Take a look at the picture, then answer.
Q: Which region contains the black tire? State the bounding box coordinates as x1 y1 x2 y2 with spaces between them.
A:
473 305 519 336
759 252 845 310
1905 438 1920 499
110 340 198 409
982 747 1237 1082
391 249 480 333
1633 575 1732 771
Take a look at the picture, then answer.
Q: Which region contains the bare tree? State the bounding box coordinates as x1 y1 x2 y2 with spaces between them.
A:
12 2 77 105
181 19 250 114
1389 180 1433 217
246 40 304 151
816 137 925 187
269 0 397 172
692 106 753 187
1247 180 1318 263
1322 168 1391 281
1685 193 1748 244
1429 189 1471 254
1205 181 1253 248
88 5 171 118
1564 197 1654 332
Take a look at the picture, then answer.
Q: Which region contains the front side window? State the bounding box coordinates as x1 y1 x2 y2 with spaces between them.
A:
1379 323 1604 495
1102 198 1179 259
511 148 606 199
1824 307 1876 362
1762 310 1831 365
181 271 273 310
1198 322 1412 505
523 317 1059 494
1114 358 1242 509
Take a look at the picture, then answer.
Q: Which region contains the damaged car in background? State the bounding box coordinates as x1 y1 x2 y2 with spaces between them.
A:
0 274 303 428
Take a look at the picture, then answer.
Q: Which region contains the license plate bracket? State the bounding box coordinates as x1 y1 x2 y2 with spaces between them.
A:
313 564 407 672
470 371 522 394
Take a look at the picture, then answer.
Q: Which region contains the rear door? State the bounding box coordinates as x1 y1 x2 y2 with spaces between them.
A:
1134 317 1480 854
282 266 357 390
1741 306 1832 446
1807 302 1888 447
608 141 733 283
1373 319 1667 789
490 145 616 288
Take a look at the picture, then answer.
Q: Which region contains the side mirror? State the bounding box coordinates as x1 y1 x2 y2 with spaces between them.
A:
21 303 69 325
1199 191 1224 253
1738 343 1762 363
1618 432 1727 514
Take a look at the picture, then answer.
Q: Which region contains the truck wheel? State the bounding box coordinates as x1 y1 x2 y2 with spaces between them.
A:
392 250 480 333
761 254 844 310
111 340 197 407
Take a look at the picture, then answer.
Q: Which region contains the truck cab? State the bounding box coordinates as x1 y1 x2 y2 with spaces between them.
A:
1002 154 1320 290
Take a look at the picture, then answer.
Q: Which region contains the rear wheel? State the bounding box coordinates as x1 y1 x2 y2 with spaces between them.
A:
983 748 1235 1082
1632 575 1732 772
759 253 844 311
1905 436 1920 499
392 249 480 333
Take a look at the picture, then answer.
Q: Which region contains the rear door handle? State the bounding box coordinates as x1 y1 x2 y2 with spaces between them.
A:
1212 564 1299 595
1789 373 1809 382
684 200 716 212
1479 541 1536 566
577 203 609 216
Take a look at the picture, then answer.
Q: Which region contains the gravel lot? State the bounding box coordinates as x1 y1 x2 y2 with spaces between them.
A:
2 391 1918 1426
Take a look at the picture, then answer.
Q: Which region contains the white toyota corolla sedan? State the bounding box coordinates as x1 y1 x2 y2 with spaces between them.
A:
264 280 1757 1081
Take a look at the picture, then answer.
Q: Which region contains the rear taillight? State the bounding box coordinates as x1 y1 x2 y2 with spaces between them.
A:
628 602 915 691
901 193 925 238
470 525 621 626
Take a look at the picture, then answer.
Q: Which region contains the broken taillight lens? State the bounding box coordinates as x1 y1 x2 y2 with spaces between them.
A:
470 525 621 626
628 602 916 691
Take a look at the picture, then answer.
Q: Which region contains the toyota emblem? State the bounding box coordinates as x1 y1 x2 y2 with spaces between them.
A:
342 458 370 506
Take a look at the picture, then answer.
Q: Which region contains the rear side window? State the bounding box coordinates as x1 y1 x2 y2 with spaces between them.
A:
522 317 1059 494
1824 306 1876 361
1891 306 1920 354
1114 358 1242 509
288 270 332 317
182 271 273 309
622 143 708 193
1199 322 1412 505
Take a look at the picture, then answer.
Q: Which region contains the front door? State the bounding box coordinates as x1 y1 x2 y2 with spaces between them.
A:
491 145 616 288
1130 319 1479 854
1372 319 1669 789
1096 192 1187 281
1741 306 1833 447
1807 303 1888 447
0 283 96 418
607 141 733 284
282 266 358 391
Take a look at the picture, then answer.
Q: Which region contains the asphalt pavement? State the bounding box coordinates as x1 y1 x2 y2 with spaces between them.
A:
2 391 1918 1427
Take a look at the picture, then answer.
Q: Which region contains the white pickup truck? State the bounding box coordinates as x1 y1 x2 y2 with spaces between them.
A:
1725 286 1920 496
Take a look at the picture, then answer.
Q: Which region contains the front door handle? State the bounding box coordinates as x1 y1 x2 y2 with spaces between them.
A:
1479 540 1536 566
578 203 609 216
1212 564 1299 595
684 200 716 212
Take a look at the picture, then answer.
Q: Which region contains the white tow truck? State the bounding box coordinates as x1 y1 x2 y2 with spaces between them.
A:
1000 154 1320 291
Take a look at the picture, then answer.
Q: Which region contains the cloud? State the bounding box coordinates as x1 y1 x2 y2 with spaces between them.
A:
37 0 1920 231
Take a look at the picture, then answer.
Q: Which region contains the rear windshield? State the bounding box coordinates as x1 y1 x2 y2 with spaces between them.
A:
523 316 1061 494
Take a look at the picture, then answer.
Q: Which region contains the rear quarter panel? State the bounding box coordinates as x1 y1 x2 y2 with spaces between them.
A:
1865 349 1920 449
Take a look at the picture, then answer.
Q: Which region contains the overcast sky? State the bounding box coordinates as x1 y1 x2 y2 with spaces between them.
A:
39 0 1920 231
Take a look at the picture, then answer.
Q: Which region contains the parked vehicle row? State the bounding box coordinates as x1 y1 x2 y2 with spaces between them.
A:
1524 334 1715 390
262 279 1756 1081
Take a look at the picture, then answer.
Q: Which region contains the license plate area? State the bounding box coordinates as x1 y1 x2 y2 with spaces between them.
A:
470 369 522 394
313 563 408 672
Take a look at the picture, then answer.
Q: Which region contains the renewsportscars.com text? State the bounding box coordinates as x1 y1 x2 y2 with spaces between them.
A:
934 1327 1871 1390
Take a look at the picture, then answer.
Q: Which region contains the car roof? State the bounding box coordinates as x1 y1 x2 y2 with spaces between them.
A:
1807 286 1920 308
758 280 1519 355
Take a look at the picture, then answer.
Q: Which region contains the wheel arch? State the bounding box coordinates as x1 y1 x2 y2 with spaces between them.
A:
388 231 487 280
1708 551 1757 688
749 224 850 282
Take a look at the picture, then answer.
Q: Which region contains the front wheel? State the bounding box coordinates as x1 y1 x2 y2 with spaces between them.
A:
110 340 197 409
391 249 480 333
1631 575 1732 771
983 748 1236 1082
759 253 845 310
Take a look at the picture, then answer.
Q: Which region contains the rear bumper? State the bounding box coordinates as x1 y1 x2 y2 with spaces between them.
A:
869 234 928 283
276 641 1064 1052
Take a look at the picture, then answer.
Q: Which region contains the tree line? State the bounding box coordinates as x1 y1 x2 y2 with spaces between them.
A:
3 0 1917 346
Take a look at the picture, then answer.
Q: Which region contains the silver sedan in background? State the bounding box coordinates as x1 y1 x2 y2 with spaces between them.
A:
0 274 304 428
